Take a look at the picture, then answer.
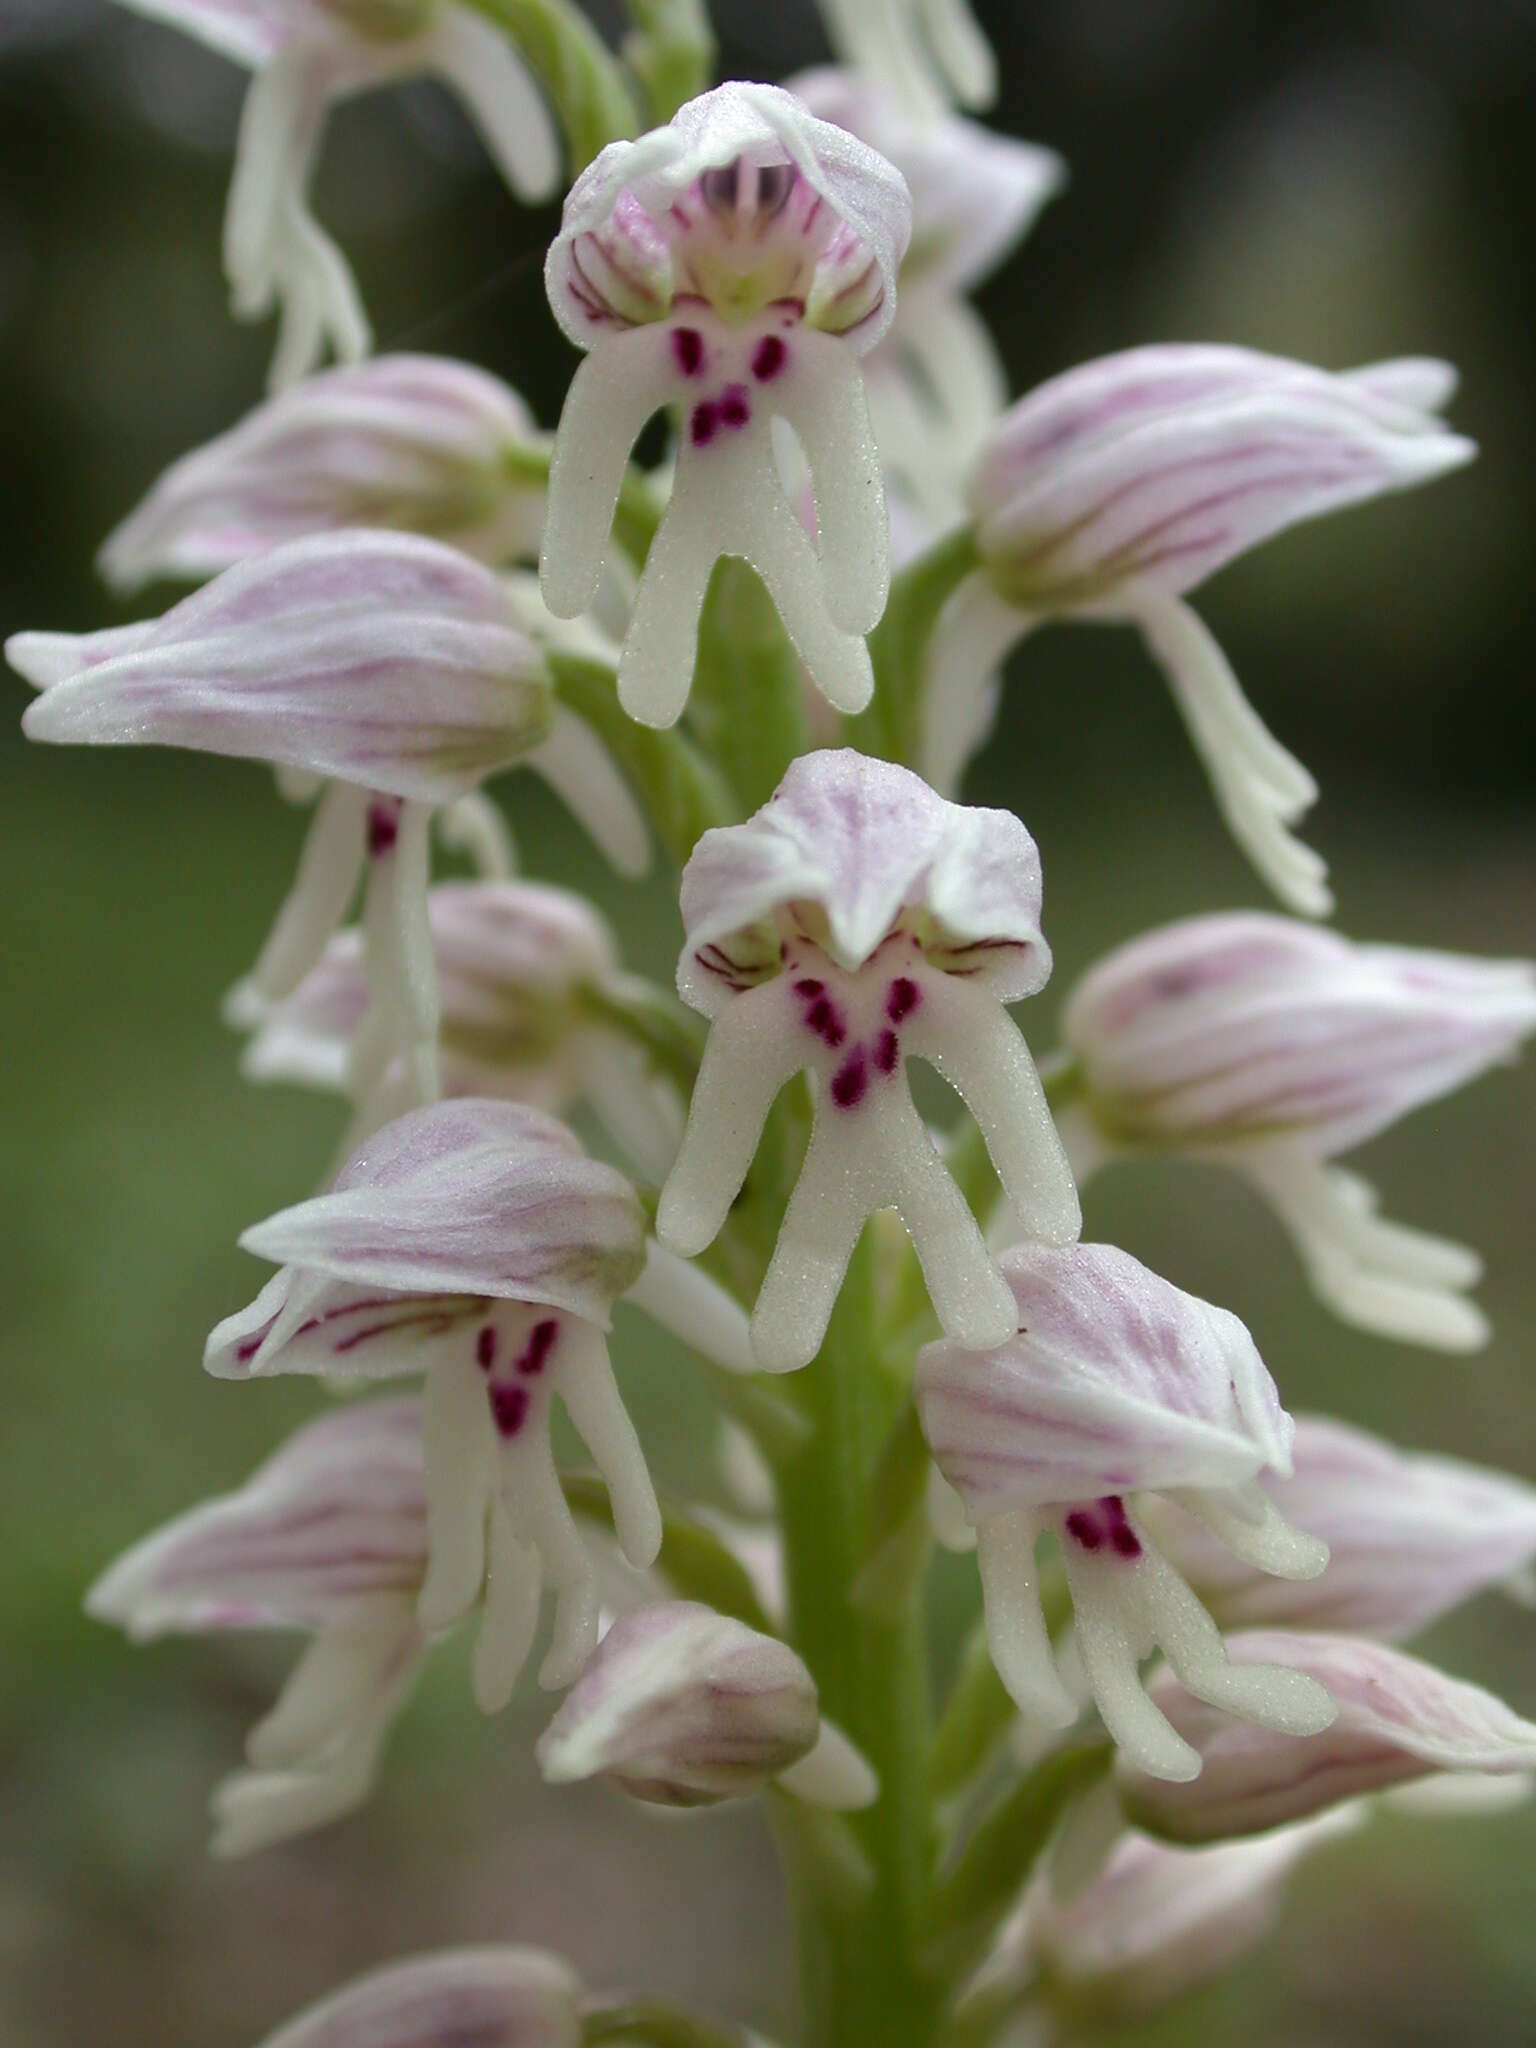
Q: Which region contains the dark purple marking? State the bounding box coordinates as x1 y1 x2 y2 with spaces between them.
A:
793 977 825 997
719 383 751 428
886 977 920 1023
516 1318 560 1377
830 1047 868 1109
1101 1494 1142 1559
475 1324 498 1372
804 995 846 1048
873 1028 900 1075
690 401 719 446
1064 1508 1102 1552
752 334 787 382
1065 1495 1141 1560
672 326 705 376
366 803 399 857
489 1382 529 1438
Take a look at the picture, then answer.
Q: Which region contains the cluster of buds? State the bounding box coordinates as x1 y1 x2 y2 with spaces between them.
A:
12 19 1536 2048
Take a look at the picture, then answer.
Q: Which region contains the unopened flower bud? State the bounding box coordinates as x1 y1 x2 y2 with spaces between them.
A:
255 1947 582 2048
536 1600 872 1809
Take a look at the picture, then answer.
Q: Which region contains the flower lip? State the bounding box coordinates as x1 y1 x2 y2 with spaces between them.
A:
545 81 912 354
677 749 1049 1012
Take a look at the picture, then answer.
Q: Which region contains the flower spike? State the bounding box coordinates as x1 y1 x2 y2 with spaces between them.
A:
87 1397 429 1856
657 750 1079 1371
99 354 551 593
933 345 1473 905
253 1948 583 2048
116 1 560 387
205 1100 661 1703
1057 911 1536 1348
916 1241 1335 1780
541 82 912 726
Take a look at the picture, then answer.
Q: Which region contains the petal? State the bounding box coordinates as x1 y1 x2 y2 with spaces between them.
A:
916 1242 1292 1522
20 532 552 804
112 0 284 66
420 9 560 204
677 748 1050 1007
253 1948 583 2048
970 343 1475 611
237 1100 646 1326
1121 1630 1536 1841
1145 1411 1536 1641
535 1600 819 1806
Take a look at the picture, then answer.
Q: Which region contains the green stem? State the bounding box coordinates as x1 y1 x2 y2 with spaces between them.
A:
772 1227 946 2048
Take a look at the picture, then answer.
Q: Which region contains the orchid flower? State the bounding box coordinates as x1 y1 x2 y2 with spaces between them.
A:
657 749 1080 1372
10 532 650 1117
1055 911 1536 1348
792 68 1064 523
975 1815 1356 2036
928 347 1473 908
540 82 912 727
1118 1630 1536 1841
254 1947 583 2048
916 1240 1335 1781
234 878 684 1177
1141 1411 1536 1641
813 0 997 122
203 1099 663 1703
87 1397 429 1856
536 1599 877 1810
99 354 551 592
114 1 560 387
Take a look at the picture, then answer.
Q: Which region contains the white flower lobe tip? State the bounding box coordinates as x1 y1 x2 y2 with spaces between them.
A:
253 1946 583 2048
99 353 549 593
1145 1412 1536 1642
1121 1631 1536 1841
659 752 1077 1365
18 531 553 804
814 0 998 119
541 84 910 723
535 1600 821 1806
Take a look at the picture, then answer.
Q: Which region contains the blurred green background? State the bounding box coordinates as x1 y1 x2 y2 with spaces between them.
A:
1 2 1533 2042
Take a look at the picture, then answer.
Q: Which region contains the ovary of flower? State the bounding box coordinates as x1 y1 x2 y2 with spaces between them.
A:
656 751 1080 1373
916 1242 1335 1781
116 1 560 388
541 83 913 728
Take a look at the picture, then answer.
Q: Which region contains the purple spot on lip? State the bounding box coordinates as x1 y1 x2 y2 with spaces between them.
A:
691 401 719 446
490 1382 529 1438
367 803 399 857
830 1048 868 1108
794 977 825 996
672 326 704 376
516 1318 559 1376
752 334 787 381
719 383 750 428
886 978 920 1023
475 1325 497 1371
874 1028 899 1075
1064 1508 1102 1551
805 995 846 1047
